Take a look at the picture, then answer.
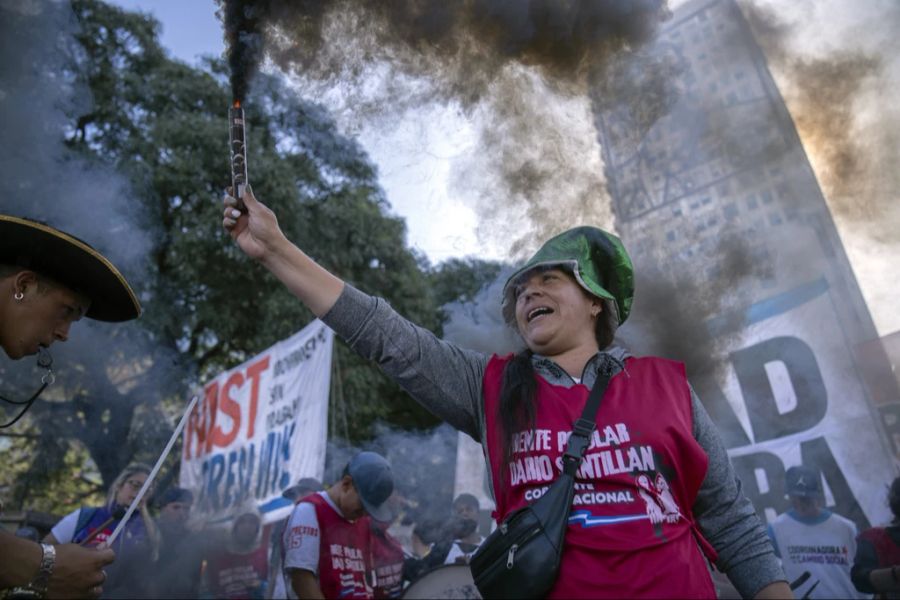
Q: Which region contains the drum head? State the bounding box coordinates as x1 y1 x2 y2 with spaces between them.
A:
402 564 482 599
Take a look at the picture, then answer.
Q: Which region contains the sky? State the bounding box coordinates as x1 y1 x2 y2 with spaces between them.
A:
107 0 898 337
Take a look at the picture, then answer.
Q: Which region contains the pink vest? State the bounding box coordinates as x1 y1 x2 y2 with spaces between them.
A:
483 355 716 599
305 493 374 599
370 522 405 598
859 527 900 568
205 542 269 599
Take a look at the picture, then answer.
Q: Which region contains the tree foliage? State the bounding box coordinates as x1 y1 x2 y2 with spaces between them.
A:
0 0 506 515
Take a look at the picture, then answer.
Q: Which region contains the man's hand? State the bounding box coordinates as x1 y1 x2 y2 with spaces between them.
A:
47 544 115 599
222 185 286 263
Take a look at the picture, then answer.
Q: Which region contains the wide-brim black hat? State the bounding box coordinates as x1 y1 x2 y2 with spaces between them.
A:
0 215 141 322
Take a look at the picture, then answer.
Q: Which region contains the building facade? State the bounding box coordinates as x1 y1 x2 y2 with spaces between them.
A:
594 0 897 529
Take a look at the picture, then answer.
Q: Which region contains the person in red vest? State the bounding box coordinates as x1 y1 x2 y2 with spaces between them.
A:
204 504 271 599
282 452 394 599
853 475 900 597
223 188 791 598
370 518 405 599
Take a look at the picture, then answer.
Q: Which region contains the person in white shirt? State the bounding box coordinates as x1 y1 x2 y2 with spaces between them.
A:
768 465 866 599
443 494 484 565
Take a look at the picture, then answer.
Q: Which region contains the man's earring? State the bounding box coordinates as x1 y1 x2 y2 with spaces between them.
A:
14 291 24 301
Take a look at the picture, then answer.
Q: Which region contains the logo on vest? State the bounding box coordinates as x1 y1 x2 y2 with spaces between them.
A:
635 472 682 524
330 543 366 572
566 473 683 530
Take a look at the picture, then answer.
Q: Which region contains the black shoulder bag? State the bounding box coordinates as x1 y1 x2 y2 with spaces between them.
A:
469 365 614 599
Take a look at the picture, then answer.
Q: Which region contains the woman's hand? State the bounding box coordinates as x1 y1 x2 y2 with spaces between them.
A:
221 185 344 316
222 185 286 263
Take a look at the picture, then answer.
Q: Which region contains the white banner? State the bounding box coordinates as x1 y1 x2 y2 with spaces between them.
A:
708 276 894 527
180 320 333 524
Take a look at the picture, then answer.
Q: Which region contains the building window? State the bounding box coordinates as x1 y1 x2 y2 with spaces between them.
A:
746 194 758 210
716 181 730 197
723 203 739 220
667 230 677 242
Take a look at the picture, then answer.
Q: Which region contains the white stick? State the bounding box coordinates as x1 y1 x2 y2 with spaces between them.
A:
103 394 199 547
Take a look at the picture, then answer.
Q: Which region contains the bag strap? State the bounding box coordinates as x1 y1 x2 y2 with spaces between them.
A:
561 359 616 477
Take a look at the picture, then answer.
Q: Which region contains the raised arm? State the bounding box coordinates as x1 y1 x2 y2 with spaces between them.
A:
222 186 343 317
223 187 489 440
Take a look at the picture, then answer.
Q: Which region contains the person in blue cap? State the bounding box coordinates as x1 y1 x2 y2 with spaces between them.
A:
223 188 789 598
282 451 394 599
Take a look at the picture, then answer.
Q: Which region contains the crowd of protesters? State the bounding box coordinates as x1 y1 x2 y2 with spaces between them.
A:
4 452 488 599
8 458 900 599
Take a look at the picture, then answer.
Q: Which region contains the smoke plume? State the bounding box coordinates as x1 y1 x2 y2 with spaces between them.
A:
441 267 522 356
741 1 896 213
217 0 670 252
326 423 461 525
741 0 900 332
616 232 773 379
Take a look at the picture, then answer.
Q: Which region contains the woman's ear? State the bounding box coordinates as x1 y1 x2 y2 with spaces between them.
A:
590 301 603 318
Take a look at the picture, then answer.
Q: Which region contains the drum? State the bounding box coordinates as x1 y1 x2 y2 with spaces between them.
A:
402 565 482 599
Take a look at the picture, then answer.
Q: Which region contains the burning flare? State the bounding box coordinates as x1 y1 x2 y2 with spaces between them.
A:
229 100 248 207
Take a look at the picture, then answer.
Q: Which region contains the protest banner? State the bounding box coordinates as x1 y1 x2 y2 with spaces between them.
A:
181 320 333 523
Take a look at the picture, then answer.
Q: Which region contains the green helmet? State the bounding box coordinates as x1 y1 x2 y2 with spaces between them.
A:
501 226 634 328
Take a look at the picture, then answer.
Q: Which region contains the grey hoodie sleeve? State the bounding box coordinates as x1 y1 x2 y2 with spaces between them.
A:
690 388 786 598
320 284 488 440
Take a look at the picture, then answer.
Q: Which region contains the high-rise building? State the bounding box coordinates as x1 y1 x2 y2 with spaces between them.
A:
595 0 897 529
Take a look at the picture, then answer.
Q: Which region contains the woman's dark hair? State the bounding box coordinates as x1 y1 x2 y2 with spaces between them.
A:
497 288 617 485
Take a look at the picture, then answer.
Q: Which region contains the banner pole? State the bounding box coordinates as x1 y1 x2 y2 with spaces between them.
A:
104 394 200 547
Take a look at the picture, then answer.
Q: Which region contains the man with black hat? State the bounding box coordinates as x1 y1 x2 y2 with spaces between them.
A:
768 465 864 599
0 215 141 599
282 452 394 599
